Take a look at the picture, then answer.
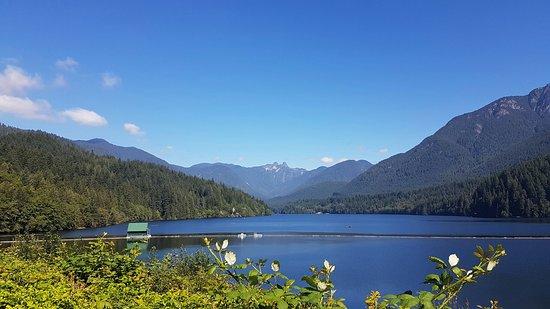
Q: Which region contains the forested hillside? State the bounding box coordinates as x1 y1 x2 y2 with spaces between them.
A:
268 181 347 208
282 155 550 218
342 84 550 196
0 125 270 233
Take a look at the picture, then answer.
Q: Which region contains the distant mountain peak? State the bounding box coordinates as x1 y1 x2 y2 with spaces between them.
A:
86 138 109 144
528 83 550 116
73 138 169 167
263 161 291 172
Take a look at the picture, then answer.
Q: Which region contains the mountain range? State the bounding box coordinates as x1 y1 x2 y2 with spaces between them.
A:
72 138 372 200
341 83 550 196
73 84 549 209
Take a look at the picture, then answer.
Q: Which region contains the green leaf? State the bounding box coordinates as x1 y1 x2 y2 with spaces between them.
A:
207 265 217 274
424 274 441 285
428 256 447 269
301 275 317 288
441 271 452 285
451 267 463 277
418 291 434 302
277 300 288 309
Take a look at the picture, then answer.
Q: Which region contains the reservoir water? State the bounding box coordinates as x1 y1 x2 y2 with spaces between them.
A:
62 214 550 308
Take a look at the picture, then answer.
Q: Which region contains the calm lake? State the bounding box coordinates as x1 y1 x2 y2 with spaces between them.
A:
62 214 550 308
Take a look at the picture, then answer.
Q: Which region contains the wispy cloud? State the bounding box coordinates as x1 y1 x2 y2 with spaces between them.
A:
0 65 42 95
378 148 389 154
0 95 54 121
52 74 67 87
320 156 334 164
55 57 79 71
101 72 121 88
61 108 108 126
320 156 348 166
123 122 144 136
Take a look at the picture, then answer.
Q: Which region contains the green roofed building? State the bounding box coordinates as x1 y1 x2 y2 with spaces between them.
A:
127 222 150 240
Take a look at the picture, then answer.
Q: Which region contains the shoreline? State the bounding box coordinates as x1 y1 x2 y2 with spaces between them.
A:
3 232 550 244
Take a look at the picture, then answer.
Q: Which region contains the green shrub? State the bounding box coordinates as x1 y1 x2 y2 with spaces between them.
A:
0 237 506 308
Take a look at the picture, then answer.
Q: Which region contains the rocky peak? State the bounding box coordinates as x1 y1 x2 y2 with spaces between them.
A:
528 84 550 116
488 97 524 118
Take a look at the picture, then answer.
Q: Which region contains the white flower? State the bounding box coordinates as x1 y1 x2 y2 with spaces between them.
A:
317 281 327 291
448 254 459 267
215 242 221 251
487 260 497 271
222 239 229 250
224 251 237 266
323 260 335 273
466 270 473 279
271 261 280 272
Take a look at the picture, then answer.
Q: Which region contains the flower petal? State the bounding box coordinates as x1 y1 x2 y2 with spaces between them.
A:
487 260 497 271
224 251 236 265
271 261 280 272
448 254 459 267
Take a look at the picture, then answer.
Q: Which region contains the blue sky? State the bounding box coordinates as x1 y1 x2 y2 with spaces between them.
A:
1 1 549 169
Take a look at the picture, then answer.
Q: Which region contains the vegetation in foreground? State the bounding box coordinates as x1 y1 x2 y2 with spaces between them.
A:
282 155 550 218
0 124 270 234
0 235 505 308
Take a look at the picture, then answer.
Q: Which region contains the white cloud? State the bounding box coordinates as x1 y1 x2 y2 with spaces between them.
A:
53 74 67 87
0 64 107 128
238 156 245 162
320 156 349 166
0 95 107 127
55 57 79 71
378 148 389 154
165 145 173 150
101 73 121 88
320 156 334 164
123 122 144 136
0 94 54 121
0 65 42 95
61 108 107 126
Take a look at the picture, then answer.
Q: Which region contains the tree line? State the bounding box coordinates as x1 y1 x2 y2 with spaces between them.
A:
0 125 270 233
282 154 550 218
